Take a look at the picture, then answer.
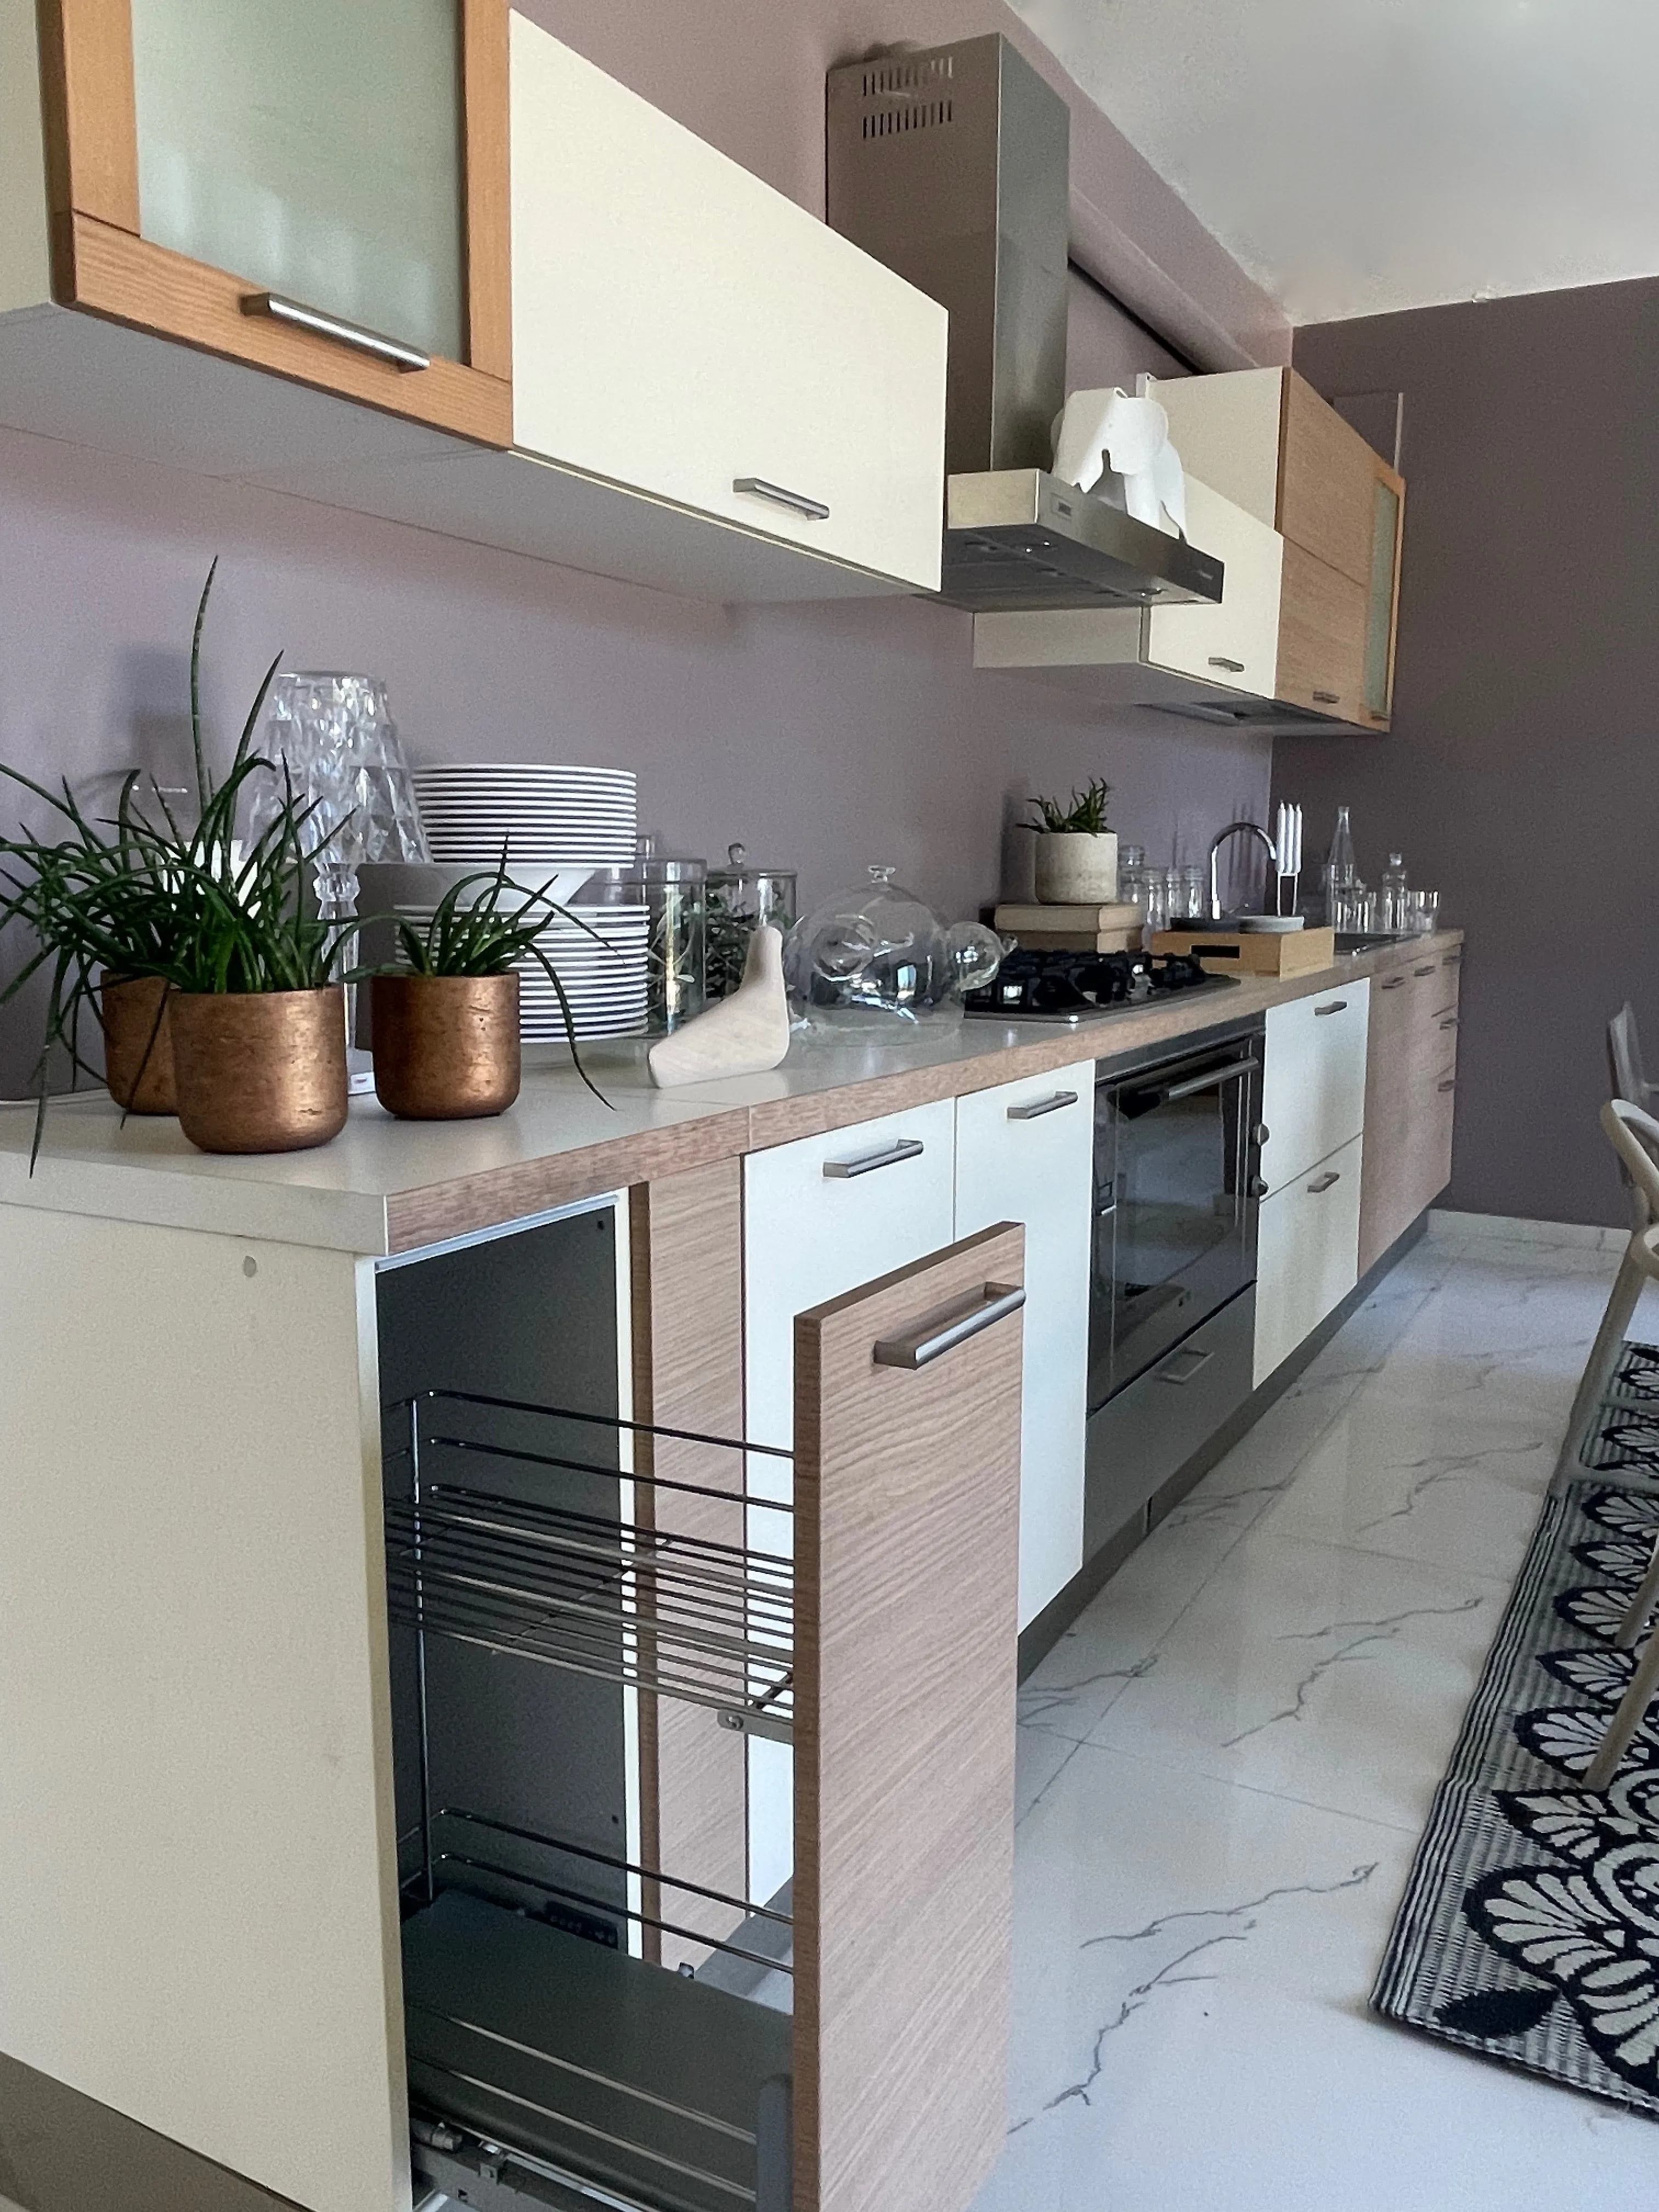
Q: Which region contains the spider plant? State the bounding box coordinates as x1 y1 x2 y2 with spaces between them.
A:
388 866 612 1107
1025 777 1113 835
0 561 341 1154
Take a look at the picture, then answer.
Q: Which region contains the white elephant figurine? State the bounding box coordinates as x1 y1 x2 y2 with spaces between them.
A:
1051 386 1188 539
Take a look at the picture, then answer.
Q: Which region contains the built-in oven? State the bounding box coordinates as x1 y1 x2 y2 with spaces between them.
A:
1084 1017 1266 1558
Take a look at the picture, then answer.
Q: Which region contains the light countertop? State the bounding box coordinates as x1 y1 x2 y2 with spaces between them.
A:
0 933 1462 1257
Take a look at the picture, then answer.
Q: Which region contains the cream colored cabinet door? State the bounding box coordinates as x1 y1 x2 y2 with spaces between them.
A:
953 1064 1093 1630
1143 477 1284 698
1259 981 1370 1196
510 18 947 591
1254 1131 1364 1386
743 1100 957 1903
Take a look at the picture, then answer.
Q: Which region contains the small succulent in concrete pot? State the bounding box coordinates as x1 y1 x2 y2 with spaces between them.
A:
371 868 608 1120
1026 778 1118 905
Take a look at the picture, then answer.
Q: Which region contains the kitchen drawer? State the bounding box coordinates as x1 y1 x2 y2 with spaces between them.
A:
510 19 947 591
1260 981 1370 1196
955 1063 1093 1629
1254 1131 1363 1386
742 1097 956 1901
1276 540 1367 720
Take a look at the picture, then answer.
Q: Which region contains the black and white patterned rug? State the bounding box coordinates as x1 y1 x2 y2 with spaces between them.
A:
1373 1476 1659 2115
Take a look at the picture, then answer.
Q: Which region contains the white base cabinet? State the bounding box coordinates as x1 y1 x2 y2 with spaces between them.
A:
742 1099 956 1902
1259 981 1370 1195
1254 1131 1364 1386
954 1063 1093 1630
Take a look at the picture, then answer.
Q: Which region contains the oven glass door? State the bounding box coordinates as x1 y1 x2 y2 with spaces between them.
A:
1090 1036 1261 1408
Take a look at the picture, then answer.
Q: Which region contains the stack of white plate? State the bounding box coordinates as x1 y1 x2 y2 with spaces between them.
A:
411 763 637 867
391 902 651 1041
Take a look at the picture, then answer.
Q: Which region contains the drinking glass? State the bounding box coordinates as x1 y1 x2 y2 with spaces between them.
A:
1177 864 1206 920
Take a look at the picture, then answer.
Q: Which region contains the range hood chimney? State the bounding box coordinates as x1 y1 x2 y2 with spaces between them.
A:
827 35 1222 615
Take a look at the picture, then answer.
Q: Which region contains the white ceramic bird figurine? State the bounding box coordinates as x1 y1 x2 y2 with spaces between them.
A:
648 923 792 1088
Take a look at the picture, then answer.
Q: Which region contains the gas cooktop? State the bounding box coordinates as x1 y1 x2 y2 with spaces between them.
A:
964 947 1241 1026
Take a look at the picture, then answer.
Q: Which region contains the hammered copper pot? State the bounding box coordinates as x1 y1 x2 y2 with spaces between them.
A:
99 974 177 1114
169 986 349 1154
371 971 521 1120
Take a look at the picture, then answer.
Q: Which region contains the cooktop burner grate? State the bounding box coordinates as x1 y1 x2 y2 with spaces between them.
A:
964 947 1241 1026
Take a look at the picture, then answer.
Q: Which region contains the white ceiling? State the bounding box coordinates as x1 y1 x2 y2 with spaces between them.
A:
1012 0 1659 324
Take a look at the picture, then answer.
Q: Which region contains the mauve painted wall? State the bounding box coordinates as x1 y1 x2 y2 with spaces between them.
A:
1282 274 1659 1227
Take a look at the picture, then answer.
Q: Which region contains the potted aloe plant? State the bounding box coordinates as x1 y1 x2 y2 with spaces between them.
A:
372 870 607 1120
0 563 360 1155
1025 777 1118 904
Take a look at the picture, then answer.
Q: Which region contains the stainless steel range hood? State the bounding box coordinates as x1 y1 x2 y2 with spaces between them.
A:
827 35 1223 615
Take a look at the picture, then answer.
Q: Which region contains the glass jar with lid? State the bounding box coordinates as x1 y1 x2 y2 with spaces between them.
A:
784 866 1002 1028
706 844 798 1001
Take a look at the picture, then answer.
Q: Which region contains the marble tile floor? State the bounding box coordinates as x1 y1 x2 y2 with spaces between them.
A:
985 1214 1659 2212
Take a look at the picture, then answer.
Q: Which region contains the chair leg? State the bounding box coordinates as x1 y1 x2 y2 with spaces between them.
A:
1617 1535 1659 1649
1557 1249 1646 1480
1585 1620 1659 1791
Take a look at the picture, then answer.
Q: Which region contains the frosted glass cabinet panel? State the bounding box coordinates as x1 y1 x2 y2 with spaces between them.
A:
131 0 465 360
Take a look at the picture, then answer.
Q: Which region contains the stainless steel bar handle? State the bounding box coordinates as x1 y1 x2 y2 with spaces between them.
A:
1379 975 1406 990
733 476 831 521
1157 1346 1214 1386
1307 1169 1342 1193
240 291 431 371
1007 1089 1080 1121
1312 689 1342 705
873 1283 1026 1370
1160 1055 1262 1104
1207 656 1246 673
1438 1077 1456 1093
1313 1000 1348 1017
1440 1015 1459 1030
1414 963 1437 977
823 1136 924 1180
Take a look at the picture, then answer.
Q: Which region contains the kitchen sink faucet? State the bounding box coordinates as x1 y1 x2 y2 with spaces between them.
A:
1207 820 1279 922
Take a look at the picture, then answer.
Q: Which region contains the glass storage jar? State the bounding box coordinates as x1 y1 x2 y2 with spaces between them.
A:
783 866 1001 1028
706 844 798 1001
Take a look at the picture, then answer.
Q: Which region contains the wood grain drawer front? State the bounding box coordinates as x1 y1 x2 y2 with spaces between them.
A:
510 18 948 591
794 1223 1023 2212
1254 1131 1363 1386
1358 963 1460 1272
1260 983 1370 1196
1277 540 1367 719
1143 476 1283 696
1278 373 1376 585
955 1064 1093 1630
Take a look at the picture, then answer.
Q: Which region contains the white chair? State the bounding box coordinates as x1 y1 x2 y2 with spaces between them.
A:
1608 1003 1659 1231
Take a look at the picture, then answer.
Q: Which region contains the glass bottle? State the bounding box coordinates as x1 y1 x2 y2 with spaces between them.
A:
1380 852 1409 934
1324 805 1357 926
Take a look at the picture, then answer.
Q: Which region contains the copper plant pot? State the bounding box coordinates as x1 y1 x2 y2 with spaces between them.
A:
371 971 521 1120
99 974 177 1114
169 986 349 1154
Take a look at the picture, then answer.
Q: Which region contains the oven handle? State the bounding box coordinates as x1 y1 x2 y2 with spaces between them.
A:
1156 1054 1262 1105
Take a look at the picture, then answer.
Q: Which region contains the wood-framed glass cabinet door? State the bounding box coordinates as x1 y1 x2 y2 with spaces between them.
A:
36 0 512 442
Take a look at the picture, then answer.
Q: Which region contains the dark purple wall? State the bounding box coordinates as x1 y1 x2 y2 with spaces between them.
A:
1282 275 1659 1227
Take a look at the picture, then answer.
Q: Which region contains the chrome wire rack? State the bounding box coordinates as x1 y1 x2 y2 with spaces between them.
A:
383 1390 794 1742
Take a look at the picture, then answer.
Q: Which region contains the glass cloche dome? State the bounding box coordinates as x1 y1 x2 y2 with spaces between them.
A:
783 866 1002 1028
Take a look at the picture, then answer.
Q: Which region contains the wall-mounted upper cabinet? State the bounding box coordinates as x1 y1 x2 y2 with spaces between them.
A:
32 0 513 443
2 3 947 604
972 477 1284 709
1152 368 1406 730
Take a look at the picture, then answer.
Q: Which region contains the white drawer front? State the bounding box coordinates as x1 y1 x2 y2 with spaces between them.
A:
954 1063 1093 1630
1254 1131 1363 1386
1260 981 1370 1195
511 20 947 590
742 1097 956 1901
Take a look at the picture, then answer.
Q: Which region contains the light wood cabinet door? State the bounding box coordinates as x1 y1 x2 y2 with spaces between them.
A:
1279 372 1376 584
1358 952 1461 1273
1277 540 1368 720
509 18 947 591
955 1064 1093 1628
794 1223 1024 2212
35 0 512 442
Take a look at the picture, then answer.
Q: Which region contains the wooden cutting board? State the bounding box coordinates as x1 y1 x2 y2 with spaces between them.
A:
1152 926 1336 978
